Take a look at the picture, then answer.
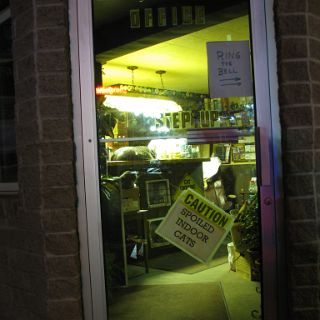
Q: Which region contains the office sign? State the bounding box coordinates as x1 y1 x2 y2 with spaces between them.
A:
207 40 253 98
156 188 234 263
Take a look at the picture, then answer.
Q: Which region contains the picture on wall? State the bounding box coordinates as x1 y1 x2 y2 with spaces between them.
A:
147 217 170 248
146 179 171 208
212 143 231 163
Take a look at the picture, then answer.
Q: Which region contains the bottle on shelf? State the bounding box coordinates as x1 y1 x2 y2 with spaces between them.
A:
248 177 258 203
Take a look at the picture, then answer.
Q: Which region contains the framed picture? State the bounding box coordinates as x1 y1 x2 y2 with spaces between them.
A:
231 143 246 162
212 143 231 163
147 217 169 248
145 179 171 208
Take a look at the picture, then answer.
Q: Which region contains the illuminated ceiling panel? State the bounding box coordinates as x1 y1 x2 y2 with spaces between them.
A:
101 15 250 94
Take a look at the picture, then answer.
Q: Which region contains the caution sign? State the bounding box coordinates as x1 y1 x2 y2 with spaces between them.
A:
173 173 203 201
156 188 234 264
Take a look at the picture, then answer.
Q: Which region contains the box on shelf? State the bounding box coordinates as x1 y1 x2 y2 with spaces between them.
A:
235 253 251 280
122 187 140 213
235 250 260 282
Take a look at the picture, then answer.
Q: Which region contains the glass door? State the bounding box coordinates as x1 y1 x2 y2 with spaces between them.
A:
88 0 271 319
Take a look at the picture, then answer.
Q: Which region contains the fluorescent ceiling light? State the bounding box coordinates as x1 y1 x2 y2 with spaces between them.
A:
103 95 182 117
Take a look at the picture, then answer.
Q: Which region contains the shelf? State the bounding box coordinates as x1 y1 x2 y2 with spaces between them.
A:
107 157 210 167
187 127 255 144
221 161 256 166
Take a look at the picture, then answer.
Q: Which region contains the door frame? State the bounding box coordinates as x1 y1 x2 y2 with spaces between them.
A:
69 1 107 319
69 0 284 319
250 1 285 319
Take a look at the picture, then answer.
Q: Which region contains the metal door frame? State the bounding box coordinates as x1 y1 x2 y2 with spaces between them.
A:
69 0 284 319
250 1 285 319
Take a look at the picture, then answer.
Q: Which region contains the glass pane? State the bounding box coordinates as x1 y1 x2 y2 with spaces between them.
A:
0 17 17 183
93 1 262 319
0 1 9 12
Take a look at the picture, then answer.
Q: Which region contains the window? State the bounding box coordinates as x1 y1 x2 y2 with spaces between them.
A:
0 7 17 193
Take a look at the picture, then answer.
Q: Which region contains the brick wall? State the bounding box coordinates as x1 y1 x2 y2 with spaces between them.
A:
0 0 83 319
274 0 320 319
3 0 320 319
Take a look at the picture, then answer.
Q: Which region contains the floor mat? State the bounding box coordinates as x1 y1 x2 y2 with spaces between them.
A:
108 282 230 320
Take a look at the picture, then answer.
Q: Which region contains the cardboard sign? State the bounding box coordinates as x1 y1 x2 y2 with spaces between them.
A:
173 173 202 201
207 40 253 98
156 188 234 264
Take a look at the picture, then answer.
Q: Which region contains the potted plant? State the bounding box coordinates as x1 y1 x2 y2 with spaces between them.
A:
231 194 261 280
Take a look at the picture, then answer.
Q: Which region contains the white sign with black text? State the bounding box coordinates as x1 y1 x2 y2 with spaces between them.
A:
207 40 253 98
156 188 234 264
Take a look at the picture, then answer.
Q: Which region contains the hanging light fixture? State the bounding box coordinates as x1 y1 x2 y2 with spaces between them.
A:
102 67 182 117
155 70 166 89
127 65 138 85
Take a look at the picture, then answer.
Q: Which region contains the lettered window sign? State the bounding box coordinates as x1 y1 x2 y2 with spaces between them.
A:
156 188 234 264
207 40 253 98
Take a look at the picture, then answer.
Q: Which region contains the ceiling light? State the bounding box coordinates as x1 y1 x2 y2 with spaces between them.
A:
103 95 182 117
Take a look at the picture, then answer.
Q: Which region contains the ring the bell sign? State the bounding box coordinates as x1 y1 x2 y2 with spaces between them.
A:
207 40 253 98
156 188 234 264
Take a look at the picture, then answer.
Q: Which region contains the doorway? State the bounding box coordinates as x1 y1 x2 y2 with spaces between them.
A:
71 0 280 319
94 1 261 319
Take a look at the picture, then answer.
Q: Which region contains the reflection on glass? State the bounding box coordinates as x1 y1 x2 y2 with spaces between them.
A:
93 1 261 319
0 16 16 183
